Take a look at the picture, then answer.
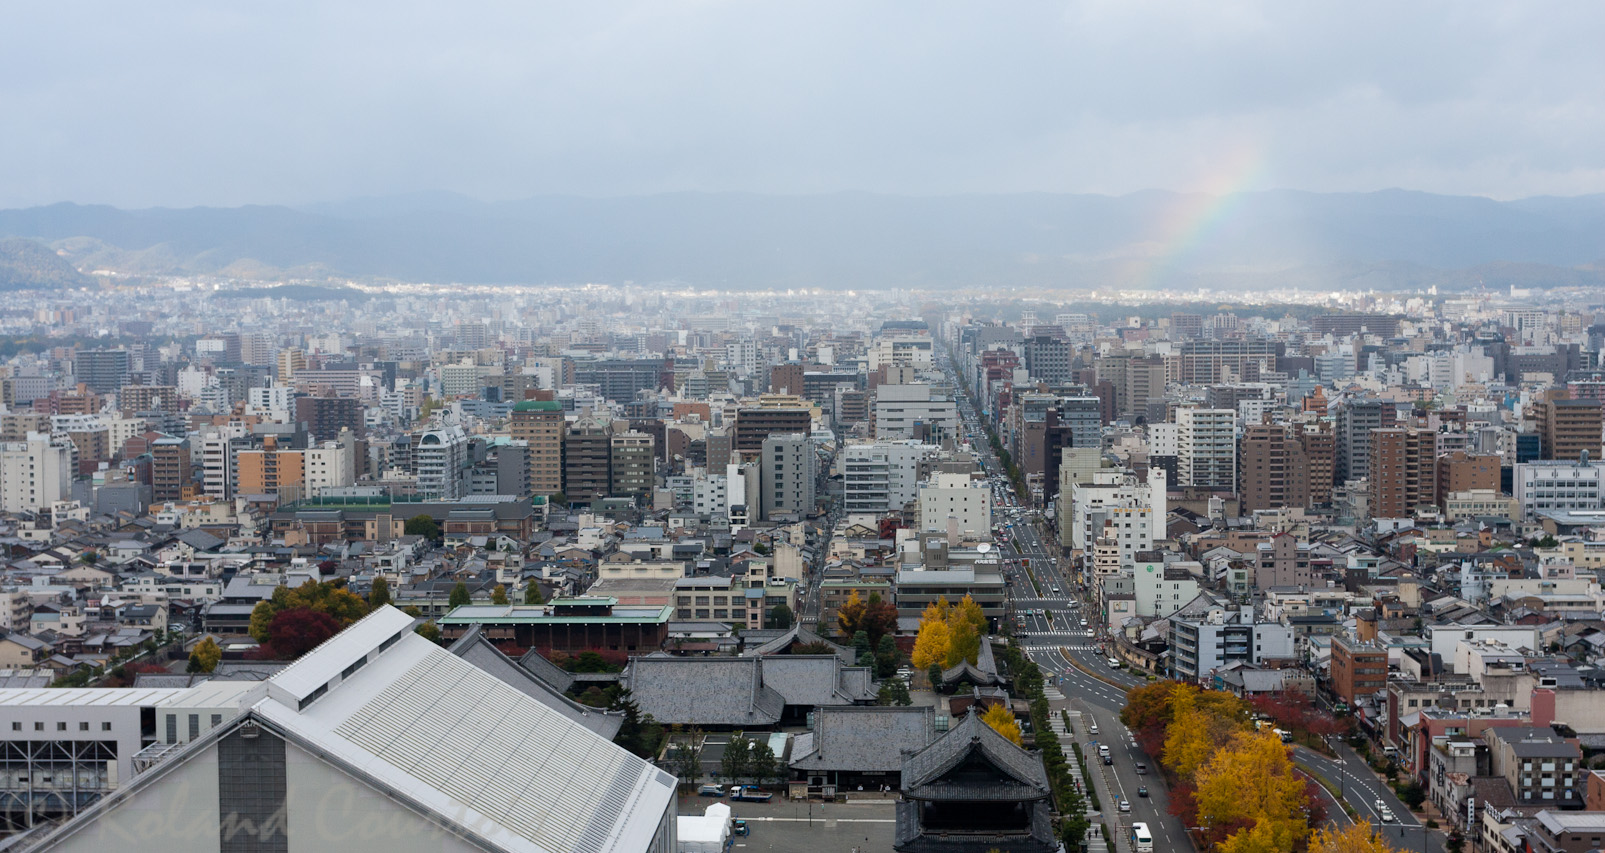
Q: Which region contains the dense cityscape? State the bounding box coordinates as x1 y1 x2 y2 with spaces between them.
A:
2 2 1600 852
0 276 1597 853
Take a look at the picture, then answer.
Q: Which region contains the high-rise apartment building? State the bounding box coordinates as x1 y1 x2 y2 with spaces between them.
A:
1295 425 1336 506
609 431 655 499
412 427 469 500
509 400 564 496
0 433 73 513
733 406 812 455
1177 407 1237 490
563 415 613 504
277 348 307 383
1433 451 1501 509
1537 398 1603 462
1238 424 1310 513
149 436 192 501
73 349 130 394
294 396 364 443
1335 399 1397 486
1368 427 1437 518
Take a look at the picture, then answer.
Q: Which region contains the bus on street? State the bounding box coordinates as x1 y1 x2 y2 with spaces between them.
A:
1130 822 1153 853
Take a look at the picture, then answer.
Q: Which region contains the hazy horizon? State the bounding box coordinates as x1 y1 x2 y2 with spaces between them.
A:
3 3 1602 209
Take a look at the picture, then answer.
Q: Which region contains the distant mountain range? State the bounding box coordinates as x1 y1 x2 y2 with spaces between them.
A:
0 189 1601 290
0 236 95 291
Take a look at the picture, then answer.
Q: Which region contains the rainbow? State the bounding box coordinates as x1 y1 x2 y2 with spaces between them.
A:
1141 142 1269 290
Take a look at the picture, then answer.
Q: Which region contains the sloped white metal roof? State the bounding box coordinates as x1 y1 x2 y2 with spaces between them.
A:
258 620 674 853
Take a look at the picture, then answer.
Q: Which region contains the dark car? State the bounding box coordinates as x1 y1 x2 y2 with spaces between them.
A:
1137 786 1148 797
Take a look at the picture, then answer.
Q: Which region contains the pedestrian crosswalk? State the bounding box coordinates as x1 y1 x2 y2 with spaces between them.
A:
1023 643 1096 652
1043 686 1065 700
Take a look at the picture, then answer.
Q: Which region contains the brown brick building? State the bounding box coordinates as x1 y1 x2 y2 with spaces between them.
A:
1331 635 1389 706
1537 398 1603 462
1238 424 1311 513
509 400 564 496
1369 427 1437 518
1434 451 1502 508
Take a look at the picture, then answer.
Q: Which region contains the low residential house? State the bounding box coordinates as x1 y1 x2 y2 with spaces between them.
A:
116 603 167 632
0 633 50 667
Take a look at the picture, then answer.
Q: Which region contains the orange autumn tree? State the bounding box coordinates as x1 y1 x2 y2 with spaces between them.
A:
1309 822 1404 853
1194 729 1311 850
837 589 865 638
981 702 1023 745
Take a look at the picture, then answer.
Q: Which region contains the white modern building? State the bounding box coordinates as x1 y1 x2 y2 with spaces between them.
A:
1132 553 1201 619
413 426 469 500
303 440 355 496
26 607 678 853
1070 468 1167 568
1169 601 1296 683
1178 407 1237 490
873 384 959 441
915 473 992 538
1513 460 1605 520
0 432 73 513
841 441 935 514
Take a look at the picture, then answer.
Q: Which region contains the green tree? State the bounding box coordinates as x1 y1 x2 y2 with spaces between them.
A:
749 739 777 785
524 581 545 605
670 741 701 788
875 634 899 678
186 637 221 673
369 576 391 608
611 689 665 759
491 584 509 605
404 514 441 541
721 735 751 783
548 491 569 507
766 603 793 629
415 620 442 644
448 581 471 608
877 677 912 706
852 630 872 667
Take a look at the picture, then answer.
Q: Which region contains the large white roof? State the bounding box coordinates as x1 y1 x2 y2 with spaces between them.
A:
257 608 674 853
0 687 188 707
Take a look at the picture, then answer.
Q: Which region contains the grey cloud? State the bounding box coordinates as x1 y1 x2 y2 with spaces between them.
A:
0 1 1601 207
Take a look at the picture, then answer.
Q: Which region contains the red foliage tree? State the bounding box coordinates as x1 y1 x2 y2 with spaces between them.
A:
860 594 899 646
1301 777 1328 826
263 607 341 659
103 662 170 687
494 641 529 658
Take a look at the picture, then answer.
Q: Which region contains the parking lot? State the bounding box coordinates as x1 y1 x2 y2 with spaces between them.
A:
677 794 896 853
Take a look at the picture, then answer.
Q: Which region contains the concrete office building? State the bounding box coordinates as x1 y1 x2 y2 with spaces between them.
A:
760 433 815 521
72 349 130 395
915 473 992 538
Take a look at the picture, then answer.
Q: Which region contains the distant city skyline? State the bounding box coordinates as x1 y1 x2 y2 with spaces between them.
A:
1 3 1602 208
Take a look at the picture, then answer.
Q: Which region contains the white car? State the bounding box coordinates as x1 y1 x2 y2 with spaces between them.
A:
1379 807 1395 823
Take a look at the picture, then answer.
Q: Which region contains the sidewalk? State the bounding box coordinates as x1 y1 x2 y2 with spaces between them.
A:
1062 705 1132 853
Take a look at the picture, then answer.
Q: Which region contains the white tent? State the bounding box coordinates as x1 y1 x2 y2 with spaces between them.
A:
677 802 732 853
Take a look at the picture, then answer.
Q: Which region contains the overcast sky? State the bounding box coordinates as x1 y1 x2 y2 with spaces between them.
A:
2 2 1602 208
